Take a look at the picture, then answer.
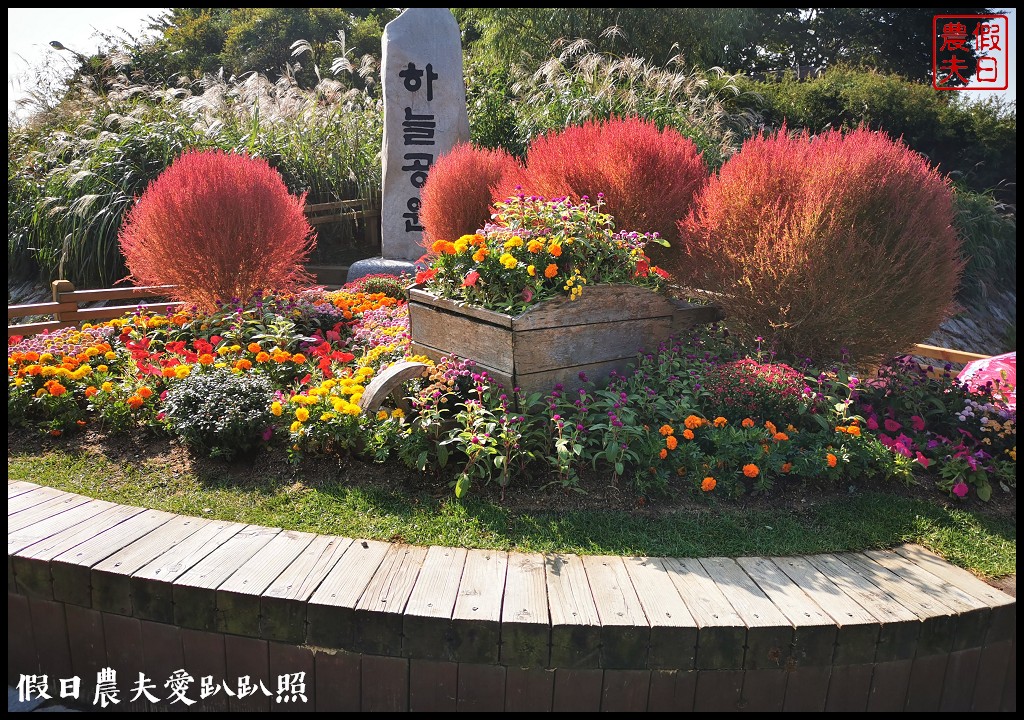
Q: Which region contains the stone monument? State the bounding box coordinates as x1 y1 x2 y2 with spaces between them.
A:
347 8 471 283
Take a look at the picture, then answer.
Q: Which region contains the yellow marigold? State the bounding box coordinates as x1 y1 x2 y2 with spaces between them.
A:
527 265 536 277
295 407 309 422
376 410 389 421
527 239 545 253
104 351 117 360
174 365 191 379
666 435 679 450
544 263 558 279
681 429 694 441
701 476 717 492
453 236 471 253
499 253 518 269
659 424 674 436
472 247 489 263
391 408 405 419
742 463 760 478
504 235 524 249
290 421 302 433
101 382 114 393
684 415 703 430
96 365 108 374
271 401 283 417
741 417 755 428
826 453 838 468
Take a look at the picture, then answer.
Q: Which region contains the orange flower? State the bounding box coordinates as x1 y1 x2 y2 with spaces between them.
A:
247 343 262 354
255 352 271 363
742 463 759 478
84 386 98 398
47 382 67 397
137 386 154 399
234 359 253 371
50 429 63 437
826 453 838 468
713 416 728 428
741 417 755 428
701 476 717 492
126 395 144 410
659 424 674 436
544 263 559 279
665 435 679 450
162 367 176 378
684 415 703 430
682 429 695 441
773 432 789 442
291 353 307 364
659 448 668 459
548 243 562 257
846 426 861 437
781 462 793 473
765 420 778 435
472 247 489 263
198 353 215 365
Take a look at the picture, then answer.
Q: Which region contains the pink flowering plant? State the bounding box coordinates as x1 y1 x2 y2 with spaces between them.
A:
416 193 671 314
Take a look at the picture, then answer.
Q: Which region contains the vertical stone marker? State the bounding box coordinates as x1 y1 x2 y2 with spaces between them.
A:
347 8 470 282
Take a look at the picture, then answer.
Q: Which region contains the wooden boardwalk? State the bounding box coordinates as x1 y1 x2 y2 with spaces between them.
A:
7 480 1016 712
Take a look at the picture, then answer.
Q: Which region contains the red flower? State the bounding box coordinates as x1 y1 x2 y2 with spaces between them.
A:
416 268 438 284
463 270 480 287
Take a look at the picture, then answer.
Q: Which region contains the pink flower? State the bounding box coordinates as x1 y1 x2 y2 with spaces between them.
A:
915 451 930 469
910 415 926 432
462 270 480 287
952 482 969 498
866 415 879 430
884 418 902 433
521 286 534 303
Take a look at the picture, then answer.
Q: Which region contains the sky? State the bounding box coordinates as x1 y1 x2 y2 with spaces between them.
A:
7 7 1017 121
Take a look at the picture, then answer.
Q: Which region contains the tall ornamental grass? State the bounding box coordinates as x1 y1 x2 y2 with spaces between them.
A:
680 125 965 365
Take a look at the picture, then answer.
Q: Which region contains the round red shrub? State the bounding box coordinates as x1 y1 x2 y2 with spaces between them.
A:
419 142 521 249
492 116 709 275
118 149 316 312
680 126 964 365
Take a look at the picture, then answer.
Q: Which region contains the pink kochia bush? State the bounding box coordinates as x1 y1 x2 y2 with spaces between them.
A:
419 143 520 247
680 126 964 365
118 149 316 312
493 116 709 274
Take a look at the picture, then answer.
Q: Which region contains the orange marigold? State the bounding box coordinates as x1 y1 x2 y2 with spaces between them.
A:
774 432 789 441
765 420 778 435
544 263 559 279
126 395 144 410
247 343 262 354
659 424 674 436
684 415 703 430
741 417 755 428
659 448 668 459
826 453 838 468
682 428 695 441
713 416 728 428
782 462 793 473
47 382 67 397
198 353 215 365
701 476 717 492
137 386 154 399
742 463 759 478
255 352 271 363
665 435 679 450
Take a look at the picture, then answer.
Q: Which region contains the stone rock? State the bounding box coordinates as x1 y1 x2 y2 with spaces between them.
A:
379 8 470 262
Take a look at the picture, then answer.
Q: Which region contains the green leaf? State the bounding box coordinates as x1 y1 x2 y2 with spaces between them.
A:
437 444 449 467
976 481 992 502
455 473 470 498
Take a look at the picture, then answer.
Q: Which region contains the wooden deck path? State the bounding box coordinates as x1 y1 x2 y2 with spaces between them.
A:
7 480 1016 712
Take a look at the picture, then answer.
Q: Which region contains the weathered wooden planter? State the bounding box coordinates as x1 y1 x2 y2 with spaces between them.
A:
407 283 723 399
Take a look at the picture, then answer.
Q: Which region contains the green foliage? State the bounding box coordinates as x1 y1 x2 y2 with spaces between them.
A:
951 184 1017 301
162 368 275 460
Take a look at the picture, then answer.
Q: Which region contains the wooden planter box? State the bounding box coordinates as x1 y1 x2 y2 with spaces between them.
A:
407 283 723 399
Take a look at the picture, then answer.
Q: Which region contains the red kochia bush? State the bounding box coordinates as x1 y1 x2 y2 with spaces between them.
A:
419 143 521 249
680 126 964 365
118 149 315 312
492 116 709 275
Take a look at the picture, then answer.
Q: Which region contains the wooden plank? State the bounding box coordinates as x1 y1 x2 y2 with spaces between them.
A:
7 301 75 318
8 320 70 337
457 662 507 711
741 668 788 712
261 535 353 643
661 556 746 670
306 538 391 649
28 597 73 680
409 658 457 712
693 669 744 711
51 509 176 608
971 640 1012 711
129 519 248 623
314 649 361 712
57 284 177 303
268 641 315 713
647 669 697 711
65 604 107 680
552 668 603 712
172 525 281 631
939 647 982 711
68 302 183 322
353 543 428 655
912 343 990 364
225 635 271 712
500 551 550 668
805 553 919 663
581 555 651 669
513 284 676 330
622 556 697 670
408 302 515 373
823 663 872 711
8 479 41 499
737 556 837 667
904 653 948 711
515 317 671 374
7 492 94 536
216 530 317 636
771 554 879 666
545 553 602 668
699 557 793 670
865 547 992 651
9 497 117 566
893 544 1014 608
504 667 555 712
866 658 913 711
102 613 147 712
8 484 71 513
181 629 229 712
408 285 514 327
409 339 516 395
836 551 958 657
451 548 508 664
783 665 831 711
9 593 37 683
13 502 142 599
402 545 467 660
601 668 651 711
360 655 408 712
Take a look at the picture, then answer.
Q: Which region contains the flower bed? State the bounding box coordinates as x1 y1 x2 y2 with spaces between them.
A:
7 278 1015 505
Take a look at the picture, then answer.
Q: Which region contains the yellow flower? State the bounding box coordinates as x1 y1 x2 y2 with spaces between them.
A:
376 410 389 421
499 253 518 269
271 401 283 416
295 407 309 422
527 265 536 277
504 235 524 249
527 239 545 253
